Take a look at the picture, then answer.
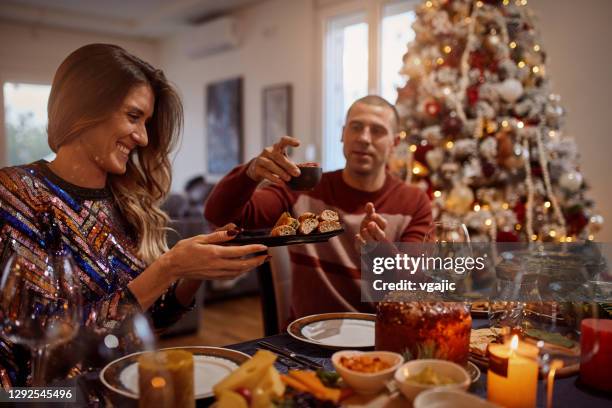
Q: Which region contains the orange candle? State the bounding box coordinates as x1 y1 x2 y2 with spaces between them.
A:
487 335 539 408
138 350 195 408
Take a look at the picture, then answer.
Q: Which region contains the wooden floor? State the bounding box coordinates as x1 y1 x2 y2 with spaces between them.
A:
159 295 263 348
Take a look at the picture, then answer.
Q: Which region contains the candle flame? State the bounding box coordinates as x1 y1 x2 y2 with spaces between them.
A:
151 376 166 388
510 335 519 351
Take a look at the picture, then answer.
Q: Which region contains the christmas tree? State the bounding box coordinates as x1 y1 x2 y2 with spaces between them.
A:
392 0 603 242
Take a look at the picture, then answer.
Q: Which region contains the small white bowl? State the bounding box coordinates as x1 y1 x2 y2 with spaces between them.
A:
414 388 501 408
394 359 471 402
331 350 403 394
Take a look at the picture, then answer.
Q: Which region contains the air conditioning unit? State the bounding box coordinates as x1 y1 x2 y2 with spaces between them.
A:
183 16 240 58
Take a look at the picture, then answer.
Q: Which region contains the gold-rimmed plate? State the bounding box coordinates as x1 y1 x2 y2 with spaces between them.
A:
100 346 250 400
287 313 376 349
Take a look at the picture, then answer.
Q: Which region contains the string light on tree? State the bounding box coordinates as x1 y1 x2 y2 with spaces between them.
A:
393 0 600 242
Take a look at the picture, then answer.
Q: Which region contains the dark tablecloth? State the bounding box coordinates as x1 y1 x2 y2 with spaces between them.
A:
62 319 611 407
224 319 611 408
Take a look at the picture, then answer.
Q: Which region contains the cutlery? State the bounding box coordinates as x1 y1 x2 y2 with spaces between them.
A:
257 341 323 370
256 349 300 368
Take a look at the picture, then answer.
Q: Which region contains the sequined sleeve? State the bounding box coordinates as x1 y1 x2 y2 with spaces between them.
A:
0 167 195 387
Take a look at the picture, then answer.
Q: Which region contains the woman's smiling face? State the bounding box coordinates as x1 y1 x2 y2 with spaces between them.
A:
77 84 154 175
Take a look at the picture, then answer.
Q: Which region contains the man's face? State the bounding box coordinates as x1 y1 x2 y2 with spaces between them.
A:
342 102 398 176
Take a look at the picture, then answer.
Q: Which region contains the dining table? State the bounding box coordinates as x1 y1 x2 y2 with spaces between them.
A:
61 318 611 407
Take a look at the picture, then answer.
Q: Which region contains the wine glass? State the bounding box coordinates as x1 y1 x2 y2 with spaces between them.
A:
423 221 474 299
424 220 471 244
0 246 82 385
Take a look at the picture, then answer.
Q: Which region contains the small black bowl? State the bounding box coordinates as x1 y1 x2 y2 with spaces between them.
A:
287 164 322 191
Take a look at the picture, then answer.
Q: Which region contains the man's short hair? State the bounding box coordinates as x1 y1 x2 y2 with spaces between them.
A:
345 95 400 133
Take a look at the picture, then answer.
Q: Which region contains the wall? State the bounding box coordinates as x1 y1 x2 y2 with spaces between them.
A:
159 0 315 190
0 20 159 166
529 0 612 241
0 0 609 240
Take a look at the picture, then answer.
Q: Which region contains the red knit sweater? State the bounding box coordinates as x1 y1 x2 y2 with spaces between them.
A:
204 164 432 318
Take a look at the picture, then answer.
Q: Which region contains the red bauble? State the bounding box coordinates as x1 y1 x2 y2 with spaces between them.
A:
525 118 541 126
469 51 487 71
481 161 496 178
497 230 519 242
442 116 463 136
467 85 479 106
565 208 589 236
413 144 433 165
514 201 526 224
531 164 543 177
425 100 441 117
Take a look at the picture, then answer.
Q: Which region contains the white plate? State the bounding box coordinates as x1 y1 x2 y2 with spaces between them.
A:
100 346 250 400
287 312 376 349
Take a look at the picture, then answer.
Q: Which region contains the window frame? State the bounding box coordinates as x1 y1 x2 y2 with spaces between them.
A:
0 72 51 167
316 0 419 170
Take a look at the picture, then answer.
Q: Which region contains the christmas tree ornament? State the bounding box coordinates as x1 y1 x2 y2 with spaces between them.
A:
441 162 460 180
588 215 605 234
496 78 523 102
476 101 496 119
411 161 430 177
485 33 501 52
413 144 433 164
445 183 475 215
479 83 500 103
442 115 463 136
425 148 445 170
481 160 496 178
425 99 442 116
452 139 478 159
559 170 583 192
496 132 514 163
479 137 498 161
422 125 444 145
463 158 483 182
466 84 480 105
498 58 518 80
394 0 600 241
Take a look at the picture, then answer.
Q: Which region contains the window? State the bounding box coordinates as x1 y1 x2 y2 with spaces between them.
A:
321 0 416 171
3 82 53 166
323 12 369 172
380 2 416 103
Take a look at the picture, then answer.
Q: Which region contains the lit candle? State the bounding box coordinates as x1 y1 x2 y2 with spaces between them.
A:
138 350 195 408
487 335 539 408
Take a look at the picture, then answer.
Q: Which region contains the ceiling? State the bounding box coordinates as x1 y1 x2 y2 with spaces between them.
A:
0 0 262 39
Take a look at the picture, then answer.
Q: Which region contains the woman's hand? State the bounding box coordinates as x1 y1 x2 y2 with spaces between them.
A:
164 224 269 281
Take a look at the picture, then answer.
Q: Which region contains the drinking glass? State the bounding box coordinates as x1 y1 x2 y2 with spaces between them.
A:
423 221 474 299
0 247 82 385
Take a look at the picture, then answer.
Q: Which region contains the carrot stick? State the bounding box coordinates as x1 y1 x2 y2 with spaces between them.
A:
288 371 341 402
280 374 309 392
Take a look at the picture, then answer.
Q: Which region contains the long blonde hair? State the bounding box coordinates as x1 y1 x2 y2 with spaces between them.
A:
47 44 183 264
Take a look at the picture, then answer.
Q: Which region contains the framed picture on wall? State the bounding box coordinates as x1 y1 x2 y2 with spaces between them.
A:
262 84 292 149
206 77 243 176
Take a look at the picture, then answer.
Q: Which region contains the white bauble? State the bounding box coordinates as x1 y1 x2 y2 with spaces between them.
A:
497 78 523 102
425 148 444 170
479 137 497 161
588 215 605 234
559 171 583 192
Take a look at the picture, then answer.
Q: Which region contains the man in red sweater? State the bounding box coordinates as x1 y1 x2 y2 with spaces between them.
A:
205 95 432 318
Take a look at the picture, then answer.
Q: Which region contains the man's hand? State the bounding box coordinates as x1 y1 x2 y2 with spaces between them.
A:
246 136 301 184
356 202 388 244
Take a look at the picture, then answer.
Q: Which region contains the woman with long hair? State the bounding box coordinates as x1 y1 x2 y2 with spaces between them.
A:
0 43 267 386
